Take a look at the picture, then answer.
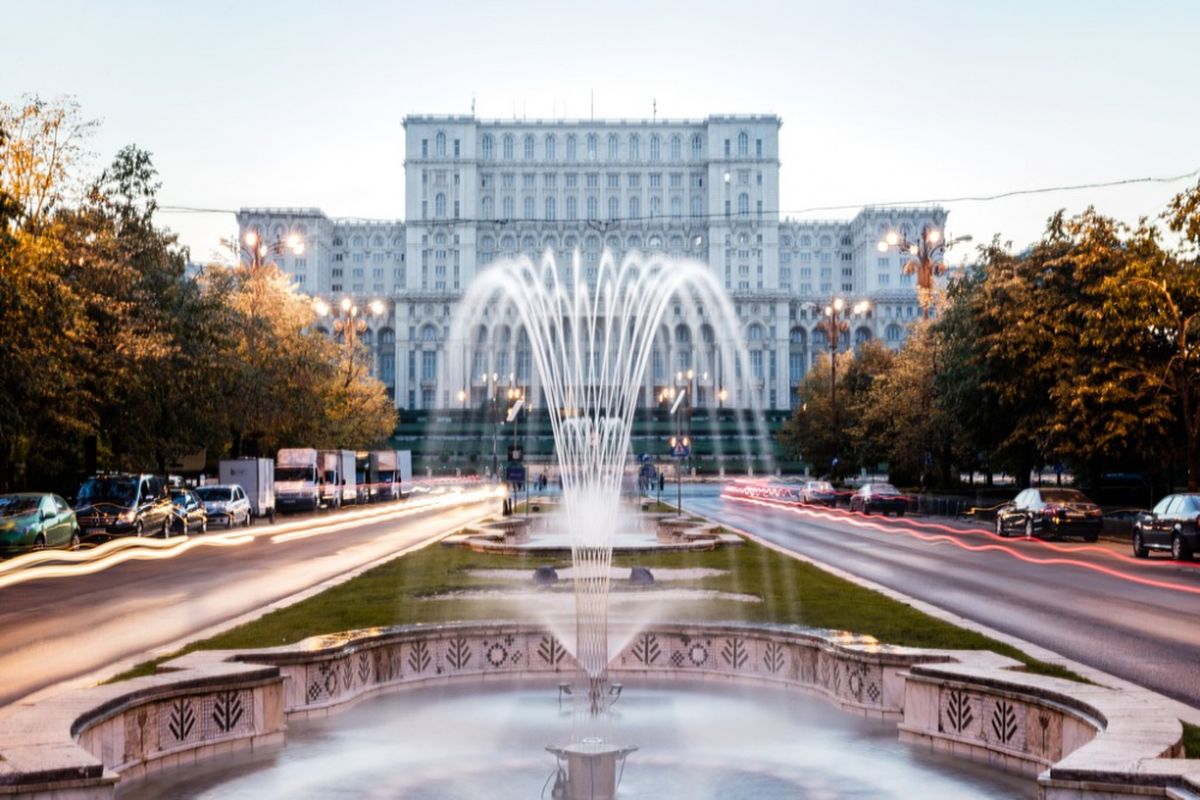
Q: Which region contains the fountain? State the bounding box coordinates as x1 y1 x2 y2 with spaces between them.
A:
451 249 760 795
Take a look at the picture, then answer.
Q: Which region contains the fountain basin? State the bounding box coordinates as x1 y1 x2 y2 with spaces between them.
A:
1 622 1193 799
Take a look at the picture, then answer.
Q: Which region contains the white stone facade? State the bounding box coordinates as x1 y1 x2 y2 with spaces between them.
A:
237 114 948 410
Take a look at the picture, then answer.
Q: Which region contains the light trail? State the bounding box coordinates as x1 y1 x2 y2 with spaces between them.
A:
723 493 1200 596
0 487 500 591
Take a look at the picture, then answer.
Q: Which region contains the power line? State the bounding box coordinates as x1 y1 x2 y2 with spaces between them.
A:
157 165 1200 225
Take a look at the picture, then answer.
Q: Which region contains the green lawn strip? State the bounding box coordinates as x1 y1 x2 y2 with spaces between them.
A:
108 536 1082 684
1182 721 1200 758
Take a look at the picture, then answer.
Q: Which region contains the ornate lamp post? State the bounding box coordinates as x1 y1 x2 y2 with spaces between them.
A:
313 297 386 381
877 225 972 319
238 229 305 269
812 298 871 476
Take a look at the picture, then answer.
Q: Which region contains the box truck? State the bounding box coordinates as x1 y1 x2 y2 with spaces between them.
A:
369 450 413 501
219 457 276 522
275 448 321 512
318 449 357 508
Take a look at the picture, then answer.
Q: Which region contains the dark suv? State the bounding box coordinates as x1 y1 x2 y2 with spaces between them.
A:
75 473 176 539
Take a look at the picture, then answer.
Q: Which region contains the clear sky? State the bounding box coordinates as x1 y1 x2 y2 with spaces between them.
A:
3 0 1198 264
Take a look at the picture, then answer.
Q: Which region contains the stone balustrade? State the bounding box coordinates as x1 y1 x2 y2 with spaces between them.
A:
0 622 1196 799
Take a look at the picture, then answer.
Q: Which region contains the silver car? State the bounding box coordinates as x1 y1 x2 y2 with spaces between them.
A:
194 485 253 529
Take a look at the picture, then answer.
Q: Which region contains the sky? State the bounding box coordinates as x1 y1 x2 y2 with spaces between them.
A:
3 0 1198 264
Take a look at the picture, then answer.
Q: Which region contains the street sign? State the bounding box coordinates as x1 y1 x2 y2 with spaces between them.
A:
508 444 524 462
672 442 691 459
505 465 526 484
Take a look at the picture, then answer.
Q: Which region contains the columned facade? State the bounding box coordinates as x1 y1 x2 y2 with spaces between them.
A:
237 114 948 411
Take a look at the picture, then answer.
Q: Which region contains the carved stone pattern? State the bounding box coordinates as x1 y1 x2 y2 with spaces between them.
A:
942 689 974 735
166 698 195 743
631 633 660 666
357 652 371 685
537 635 566 666
211 691 244 733
408 640 431 674
445 637 472 671
762 641 785 674
721 637 748 670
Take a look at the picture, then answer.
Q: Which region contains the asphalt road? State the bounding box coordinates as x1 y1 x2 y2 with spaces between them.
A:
685 485 1200 711
0 493 495 710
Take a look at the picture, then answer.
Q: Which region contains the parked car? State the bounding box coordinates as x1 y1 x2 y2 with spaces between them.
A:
1132 493 1199 560
799 480 838 506
195 485 253 529
995 487 1102 542
169 487 208 535
0 494 81 556
850 483 908 516
75 474 176 539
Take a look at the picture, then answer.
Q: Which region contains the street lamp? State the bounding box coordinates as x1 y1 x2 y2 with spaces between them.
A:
877 225 972 319
315 297 387 380
236 228 305 270
811 297 871 476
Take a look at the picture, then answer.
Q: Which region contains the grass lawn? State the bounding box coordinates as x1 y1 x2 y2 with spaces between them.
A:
110 534 1083 685
1183 721 1200 759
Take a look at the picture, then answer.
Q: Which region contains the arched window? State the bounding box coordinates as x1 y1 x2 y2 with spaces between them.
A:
737 131 748 156
608 196 619 219
886 324 903 343
650 134 661 160
481 196 494 218
675 324 691 344
650 196 661 217
502 135 514 160
566 134 577 161
481 134 494 160
566 196 577 220
523 196 535 219
690 195 703 218
586 134 598 160
545 196 556 220
435 131 446 157
670 135 681 160
544 135 556 160
747 323 764 341
628 134 640 160
789 327 806 346
854 327 872 348
586 196 598 220
524 134 535 160
629 195 640 218
607 133 619 159
670 196 681 219
691 134 703 159
435 193 447 218
421 325 438 342
737 193 750 216
813 327 828 349
502 196 514 218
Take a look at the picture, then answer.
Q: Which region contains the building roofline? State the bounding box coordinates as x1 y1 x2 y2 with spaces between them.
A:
403 114 781 127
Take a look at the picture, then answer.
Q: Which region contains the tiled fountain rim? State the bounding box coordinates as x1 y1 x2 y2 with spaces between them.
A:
0 621 1196 798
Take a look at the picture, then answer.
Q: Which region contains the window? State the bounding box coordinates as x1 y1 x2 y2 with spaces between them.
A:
650 196 661 217
756 138 762 157
608 196 618 219
670 173 682 189
523 173 535 189
482 196 494 218
586 133 598 159
607 173 619 189
650 135 661 160
502 173 515 189
587 196 598 220
523 196 535 219
544 173 556 189
670 135 681 160
737 193 749 216
565 173 577 188
670 196 681 219
737 131 748 156
586 173 598 189
691 134 702 159
481 135 493 160
435 193 446 218
628 173 639 188
724 138 730 157
629 196 640 218
566 196 577 220
628 134 639 160
524 134 535 160
877 257 889 268
544 135 556 160
545 196 556 220
607 133 618 159
434 132 445 157
503 135 514 160
690 195 703 217
421 139 428 157
566 135 576 161
502 196 514 218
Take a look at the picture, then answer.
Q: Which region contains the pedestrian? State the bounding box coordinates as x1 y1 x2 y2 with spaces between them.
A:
658 472 665 493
